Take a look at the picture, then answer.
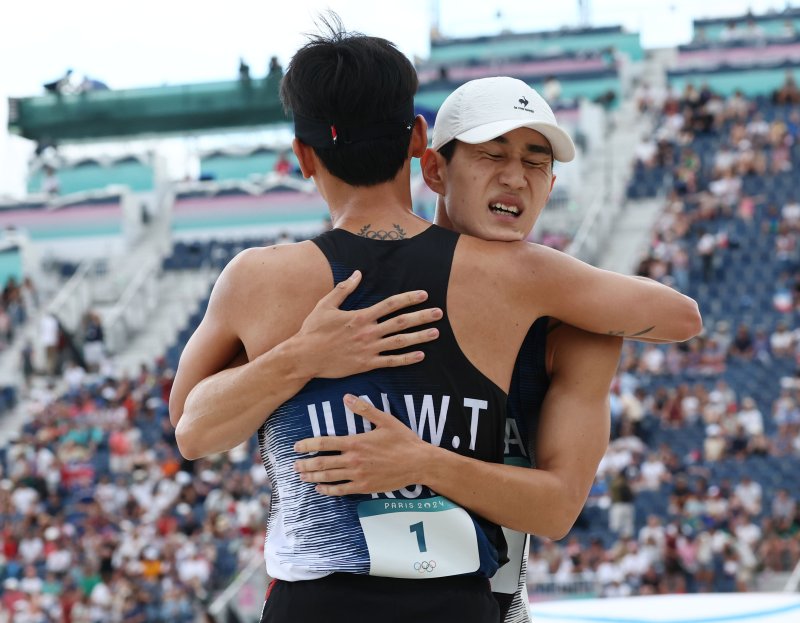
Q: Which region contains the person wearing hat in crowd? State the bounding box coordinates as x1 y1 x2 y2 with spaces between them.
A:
170 19 701 623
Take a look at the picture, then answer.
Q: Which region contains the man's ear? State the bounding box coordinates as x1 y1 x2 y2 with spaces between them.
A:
292 138 316 179
421 148 447 195
408 115 428 158
549 174 557 197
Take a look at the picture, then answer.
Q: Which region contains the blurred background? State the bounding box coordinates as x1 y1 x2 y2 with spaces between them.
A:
2 1 800 621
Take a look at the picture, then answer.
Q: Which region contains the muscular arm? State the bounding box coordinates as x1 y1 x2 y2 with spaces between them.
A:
170 248 312 459
493 240 702 342
296 326 621 540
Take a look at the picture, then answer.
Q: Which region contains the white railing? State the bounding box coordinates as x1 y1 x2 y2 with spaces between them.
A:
47 261 94 332
528 574 600 599
208 552 267 623
785 559 800 593
565 193 618 265
103 257 161 355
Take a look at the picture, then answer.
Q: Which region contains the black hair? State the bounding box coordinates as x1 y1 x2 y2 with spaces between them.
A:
280 14 419 187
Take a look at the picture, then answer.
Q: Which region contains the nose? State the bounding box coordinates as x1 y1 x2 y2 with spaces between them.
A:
497 159 526 190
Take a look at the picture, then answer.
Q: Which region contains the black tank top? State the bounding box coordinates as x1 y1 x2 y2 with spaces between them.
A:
258 225 509 581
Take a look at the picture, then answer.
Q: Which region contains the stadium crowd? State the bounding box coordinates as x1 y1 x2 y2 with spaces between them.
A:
0 359 268 621
524 84 800 600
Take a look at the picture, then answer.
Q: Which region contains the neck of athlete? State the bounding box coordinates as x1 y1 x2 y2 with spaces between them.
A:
319 164 430 236
292 116 431 238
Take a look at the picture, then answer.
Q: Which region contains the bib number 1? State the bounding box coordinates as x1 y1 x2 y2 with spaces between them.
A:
409 521 428 552
358 496 480 578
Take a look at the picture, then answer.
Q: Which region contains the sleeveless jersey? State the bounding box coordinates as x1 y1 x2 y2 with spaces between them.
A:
490 317 551 623
259 225 509 582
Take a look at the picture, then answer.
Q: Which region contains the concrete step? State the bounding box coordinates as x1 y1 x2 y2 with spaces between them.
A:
110 268 217 376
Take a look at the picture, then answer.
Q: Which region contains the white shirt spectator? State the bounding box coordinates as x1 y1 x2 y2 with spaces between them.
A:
39 314 59 349
46 547 73 575
177 553 211 585
734 478 763 515
619 546 650 577
11 486 39 516
782 201 800 225
734 519 762 549
641 346 665 374
19 574 43 595
681 394 701 422
771 325 794 355
90 582 113 621
737 398 764 436
527 553 550 584
18 536 44 564
635 138 657 166
595 558 624 586
64 363 87 391
639 456 667 490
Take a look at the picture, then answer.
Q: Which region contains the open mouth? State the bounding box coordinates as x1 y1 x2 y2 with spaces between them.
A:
489 202 521 217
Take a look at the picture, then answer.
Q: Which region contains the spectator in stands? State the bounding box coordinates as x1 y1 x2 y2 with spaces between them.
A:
771 488 796 524
273 152 293 176
81 311 105 372
543 75 562 103
770 321 794 357
267 55 283 79
774 70 800 105
728 323 755 360
742 17 766 40
704 424 726 462
720 20 742 42
736 397 764 437
696 228 716 281
39 312 60 376
634 134 658 168
609 470 636 538
733 474 763 516
41 165 60 197
238 57 251 83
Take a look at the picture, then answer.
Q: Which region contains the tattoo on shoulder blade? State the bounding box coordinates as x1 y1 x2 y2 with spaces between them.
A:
357 224 406 240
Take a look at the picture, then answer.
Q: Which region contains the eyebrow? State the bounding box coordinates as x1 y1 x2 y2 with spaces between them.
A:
490 136 552 156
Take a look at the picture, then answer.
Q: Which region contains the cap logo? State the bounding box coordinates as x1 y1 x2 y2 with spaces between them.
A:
513 95 535 114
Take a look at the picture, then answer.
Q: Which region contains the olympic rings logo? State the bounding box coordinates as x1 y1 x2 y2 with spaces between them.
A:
414 560 437 573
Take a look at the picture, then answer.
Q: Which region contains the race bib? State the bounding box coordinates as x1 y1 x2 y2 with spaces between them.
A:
357 496 480 578
490 527 528 594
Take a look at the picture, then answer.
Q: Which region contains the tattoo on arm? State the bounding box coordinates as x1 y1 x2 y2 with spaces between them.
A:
607 326 656 338
357 224 407 240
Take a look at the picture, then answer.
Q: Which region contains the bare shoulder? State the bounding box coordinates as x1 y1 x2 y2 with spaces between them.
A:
454 236 569 296
218 241 330 294
210 241 331 330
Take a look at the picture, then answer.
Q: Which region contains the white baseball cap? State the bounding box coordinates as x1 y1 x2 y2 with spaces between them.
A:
430 76 576 162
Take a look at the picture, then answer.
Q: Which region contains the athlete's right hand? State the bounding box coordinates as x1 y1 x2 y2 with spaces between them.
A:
292 270 442 378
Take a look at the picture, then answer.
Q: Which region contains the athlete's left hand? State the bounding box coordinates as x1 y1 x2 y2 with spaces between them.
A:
293 394 434 495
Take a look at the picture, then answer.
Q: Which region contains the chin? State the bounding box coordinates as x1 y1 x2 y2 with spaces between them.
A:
485 225 527 243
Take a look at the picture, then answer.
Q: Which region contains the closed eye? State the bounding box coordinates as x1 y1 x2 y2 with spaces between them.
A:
524 159 550 169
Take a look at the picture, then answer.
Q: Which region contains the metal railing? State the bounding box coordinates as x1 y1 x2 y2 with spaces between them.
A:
103 256 161 355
